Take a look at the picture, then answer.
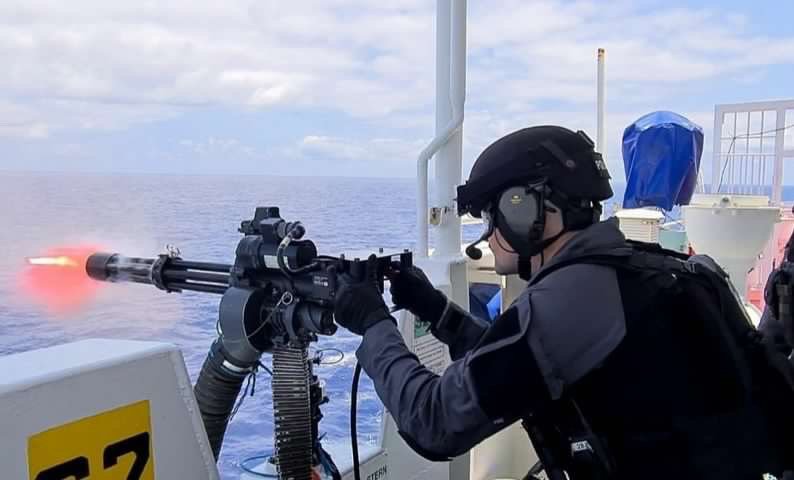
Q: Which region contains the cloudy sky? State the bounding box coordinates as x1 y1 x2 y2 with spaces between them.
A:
2 0 793 181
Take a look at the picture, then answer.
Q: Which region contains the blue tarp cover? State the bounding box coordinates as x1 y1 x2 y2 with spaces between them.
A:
622 111 703 210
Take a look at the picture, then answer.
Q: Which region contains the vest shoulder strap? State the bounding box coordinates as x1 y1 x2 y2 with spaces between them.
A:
528 240 690 288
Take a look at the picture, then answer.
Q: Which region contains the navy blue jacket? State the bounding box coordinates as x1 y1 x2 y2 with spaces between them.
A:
355 220 628 458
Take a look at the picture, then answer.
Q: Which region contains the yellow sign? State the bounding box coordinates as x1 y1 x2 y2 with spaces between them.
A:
28 400 155 480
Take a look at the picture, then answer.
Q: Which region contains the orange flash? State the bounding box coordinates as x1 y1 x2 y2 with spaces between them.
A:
19 245 104 315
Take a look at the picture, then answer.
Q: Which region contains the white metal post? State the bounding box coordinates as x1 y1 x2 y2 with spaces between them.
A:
774 108 786 204
596 48 606 157
434 0 466 257
417 0 466 258
712 107 724 193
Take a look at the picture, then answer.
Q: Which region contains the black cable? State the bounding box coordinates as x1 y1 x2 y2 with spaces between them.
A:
230 367 263 421
314 348 345 365
276 234 320 277
351 362 363 480
244 293 290 340
257 361 273 377
716 136 738 193
276 236 295 278
716 123 794 193
239 453 277 478
733 122 794 140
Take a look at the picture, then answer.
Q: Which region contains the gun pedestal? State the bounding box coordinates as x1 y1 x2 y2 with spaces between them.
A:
206 285 340 480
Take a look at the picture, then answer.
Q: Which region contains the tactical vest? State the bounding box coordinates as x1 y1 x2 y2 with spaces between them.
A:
524 241 794 480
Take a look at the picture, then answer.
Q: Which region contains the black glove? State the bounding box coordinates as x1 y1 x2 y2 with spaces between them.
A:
334 273 393 336
389 265 447 323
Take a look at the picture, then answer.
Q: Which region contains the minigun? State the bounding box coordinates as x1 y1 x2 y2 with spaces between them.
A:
85 206 412 480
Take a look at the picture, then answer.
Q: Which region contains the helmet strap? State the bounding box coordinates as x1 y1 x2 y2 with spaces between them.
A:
518 255 532 281
494 228 517 254
518 230 566 281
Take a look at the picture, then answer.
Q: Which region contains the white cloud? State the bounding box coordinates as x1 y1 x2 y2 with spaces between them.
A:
466 1 794 108
0 101 50 138
179 137 255 157
0 122 49 139
300 136 371 160
279 135 427 177
0 0 436 137
297 135 425 162
0 0 792 180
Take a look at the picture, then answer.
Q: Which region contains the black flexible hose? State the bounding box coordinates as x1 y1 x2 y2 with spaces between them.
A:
193 341 254 460
351 362 363 480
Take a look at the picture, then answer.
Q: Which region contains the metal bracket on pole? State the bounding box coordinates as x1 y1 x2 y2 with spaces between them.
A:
429 206 453 226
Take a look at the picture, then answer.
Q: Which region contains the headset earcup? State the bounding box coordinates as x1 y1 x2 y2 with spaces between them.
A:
496 186 543 253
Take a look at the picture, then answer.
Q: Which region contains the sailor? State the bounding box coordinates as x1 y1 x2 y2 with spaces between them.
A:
333 125 792 479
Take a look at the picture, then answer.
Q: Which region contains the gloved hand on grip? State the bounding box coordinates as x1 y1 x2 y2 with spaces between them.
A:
334 259 394 336
389 265 447 324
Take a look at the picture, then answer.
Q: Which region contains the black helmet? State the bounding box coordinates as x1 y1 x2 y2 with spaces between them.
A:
457 125 612 218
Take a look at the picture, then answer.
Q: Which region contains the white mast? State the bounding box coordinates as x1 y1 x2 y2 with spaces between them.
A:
596 48 606 157
417 0 467 257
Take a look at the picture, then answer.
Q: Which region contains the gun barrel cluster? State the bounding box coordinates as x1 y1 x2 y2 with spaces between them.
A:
86 252 231 294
